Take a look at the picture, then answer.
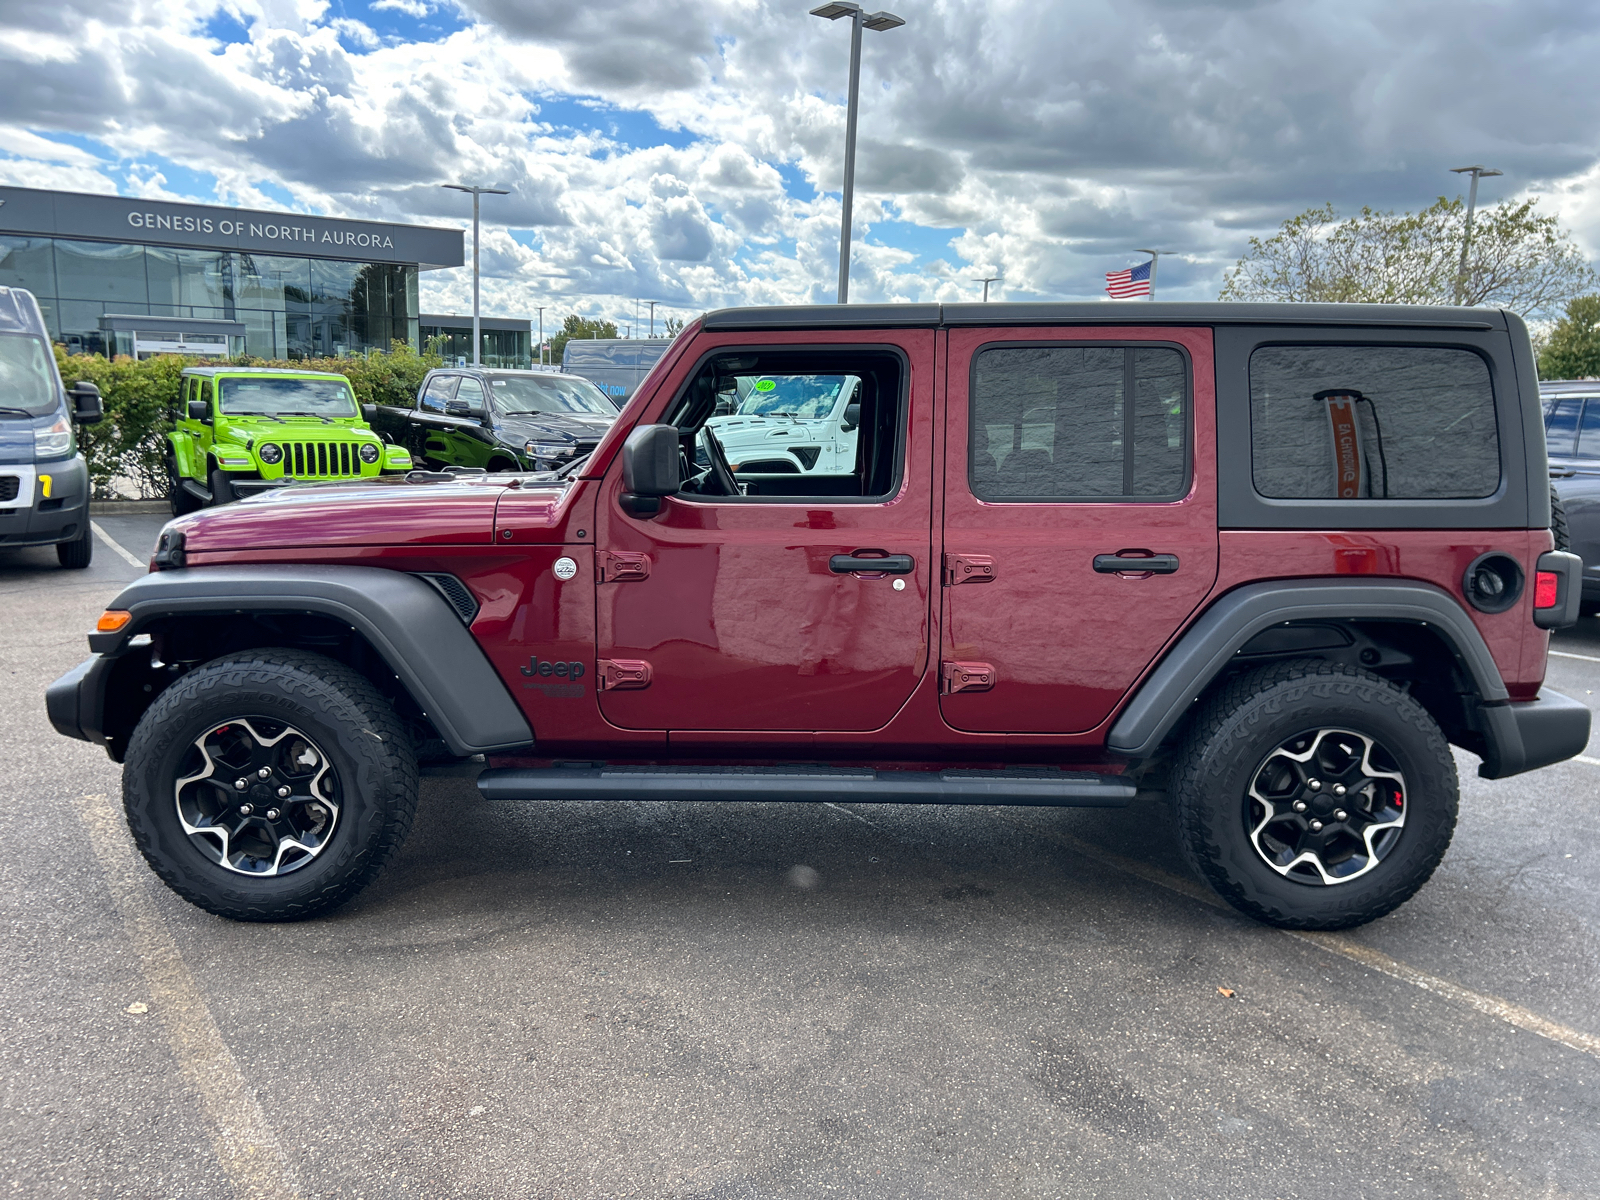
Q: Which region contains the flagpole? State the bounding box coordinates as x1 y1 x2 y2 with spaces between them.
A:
1135 249 1162 300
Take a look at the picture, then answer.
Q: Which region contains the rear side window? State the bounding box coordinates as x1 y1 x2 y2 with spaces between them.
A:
1575 399 1600 459
1250 346 1499 500
1544 397 1580 457
420 375 457 413
969 345 1189 501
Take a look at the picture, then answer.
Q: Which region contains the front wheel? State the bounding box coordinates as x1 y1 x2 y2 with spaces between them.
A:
1171 660 1458 930
56 522 93 569
122 649 418 921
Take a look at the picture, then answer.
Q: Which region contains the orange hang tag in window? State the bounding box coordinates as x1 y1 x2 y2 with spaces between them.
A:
1318 389 1365 499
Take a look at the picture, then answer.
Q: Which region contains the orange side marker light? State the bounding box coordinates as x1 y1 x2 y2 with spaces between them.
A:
96 610 133 633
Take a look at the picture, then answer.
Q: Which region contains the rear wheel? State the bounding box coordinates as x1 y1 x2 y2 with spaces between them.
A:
56 522 92 569
122 649 418 921
167 454 201 516
1171 659 1458 929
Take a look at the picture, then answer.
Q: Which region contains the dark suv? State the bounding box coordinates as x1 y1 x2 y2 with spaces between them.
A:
1540 379 1600 616
379 367 619 473
48 302 1589 932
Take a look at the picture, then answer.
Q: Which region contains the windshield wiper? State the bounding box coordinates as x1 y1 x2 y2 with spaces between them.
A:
0 407 35 417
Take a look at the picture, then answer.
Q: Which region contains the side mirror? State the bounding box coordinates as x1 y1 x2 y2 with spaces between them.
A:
445 399 472 416
187 399 210 421
620 424 681 517
68 381 103 425
361 403 378 423
841 400 861 432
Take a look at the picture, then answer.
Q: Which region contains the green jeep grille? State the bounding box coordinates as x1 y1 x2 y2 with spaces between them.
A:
285 442 361 478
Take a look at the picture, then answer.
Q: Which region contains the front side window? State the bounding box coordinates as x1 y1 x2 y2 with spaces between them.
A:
488 374 615 415
969 345 1188 501
1250 346 1498 500
220 377 356 417
453 378 486 415
0 334 60 416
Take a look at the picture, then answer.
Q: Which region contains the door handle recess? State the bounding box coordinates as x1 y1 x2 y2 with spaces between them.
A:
829 553 914 574
1093 553 1180 574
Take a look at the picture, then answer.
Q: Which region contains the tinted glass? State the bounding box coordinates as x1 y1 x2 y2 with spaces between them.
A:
420 375 456 413
969 345 1188 501
454 378 486 414
54 239 147 303
1577 400 1600 459
219 377 356 417
0 333 59 415
1250 346 1498 500
488 374 614 415
1544 398 1581 456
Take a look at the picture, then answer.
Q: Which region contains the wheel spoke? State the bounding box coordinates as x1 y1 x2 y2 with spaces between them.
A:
1244 727 1407 887
175 719 340 878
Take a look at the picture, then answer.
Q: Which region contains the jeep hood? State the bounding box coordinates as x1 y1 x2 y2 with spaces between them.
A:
166 475 573 553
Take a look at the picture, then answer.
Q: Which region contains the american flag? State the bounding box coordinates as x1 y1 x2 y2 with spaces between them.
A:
1105 260 1152 299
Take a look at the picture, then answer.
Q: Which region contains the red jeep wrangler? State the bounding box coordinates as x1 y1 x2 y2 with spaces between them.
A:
48 303 1591 930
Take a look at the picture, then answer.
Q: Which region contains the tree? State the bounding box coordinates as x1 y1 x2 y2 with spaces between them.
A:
664 316 686 337
1539 295 1600 379
549 315 618 363
1220 197 1595 319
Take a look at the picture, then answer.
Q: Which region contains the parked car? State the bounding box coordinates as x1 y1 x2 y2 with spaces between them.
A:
167 366 412 513
705 372 861 475
0 286 103 567
560 338 672 404
1540 379 1600 615
50 301 1587 934
378 367 619 473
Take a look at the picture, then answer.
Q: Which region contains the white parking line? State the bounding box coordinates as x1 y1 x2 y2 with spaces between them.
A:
1000 813 1600 1064
1550 649 1600 664
91 521 148 570
78 793 300 1200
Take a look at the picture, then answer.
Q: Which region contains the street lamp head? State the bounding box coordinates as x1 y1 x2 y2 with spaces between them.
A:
442 183 511 194
861 11 905 30
810 2 859 18
1450 165 1502 178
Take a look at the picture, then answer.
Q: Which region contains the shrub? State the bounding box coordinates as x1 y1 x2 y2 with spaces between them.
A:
52 343 442 499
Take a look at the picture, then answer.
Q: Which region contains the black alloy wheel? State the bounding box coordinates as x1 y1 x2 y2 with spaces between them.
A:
123 649 418 921
1172 659 1458 930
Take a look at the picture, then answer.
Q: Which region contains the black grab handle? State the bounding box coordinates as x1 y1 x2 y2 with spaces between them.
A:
830 553 915 574
1093 553 1179 574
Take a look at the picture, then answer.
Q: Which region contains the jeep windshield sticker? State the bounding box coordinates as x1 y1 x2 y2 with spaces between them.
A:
220 378 358 418
753 379 776 392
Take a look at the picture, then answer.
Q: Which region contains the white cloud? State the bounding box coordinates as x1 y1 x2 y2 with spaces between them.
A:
371 0 432 15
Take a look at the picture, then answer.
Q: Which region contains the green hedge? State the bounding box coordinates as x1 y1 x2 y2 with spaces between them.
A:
52 343 442 499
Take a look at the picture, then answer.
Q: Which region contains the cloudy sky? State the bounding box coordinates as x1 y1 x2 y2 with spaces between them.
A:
3 0 1598 327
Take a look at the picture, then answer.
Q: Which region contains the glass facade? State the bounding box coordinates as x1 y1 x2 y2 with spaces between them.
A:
0 235 420 359
419 320 532 370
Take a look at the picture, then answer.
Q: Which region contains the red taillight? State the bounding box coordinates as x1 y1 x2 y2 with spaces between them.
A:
1534 570 1559 609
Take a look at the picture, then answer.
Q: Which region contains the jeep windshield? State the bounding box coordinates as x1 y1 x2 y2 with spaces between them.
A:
731 375 849 419
488 375 615 416
220 377 357 417
0 333 60 417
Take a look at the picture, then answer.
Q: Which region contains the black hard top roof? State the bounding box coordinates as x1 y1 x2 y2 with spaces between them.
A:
700 301 1506 332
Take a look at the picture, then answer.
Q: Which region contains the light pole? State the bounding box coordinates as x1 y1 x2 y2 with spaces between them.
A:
1135 249 1165 300
972 276 1000 302
442 183 509 365
535 306 546 367
1450 165 1502 306
648 301 658 337
810 2 905 304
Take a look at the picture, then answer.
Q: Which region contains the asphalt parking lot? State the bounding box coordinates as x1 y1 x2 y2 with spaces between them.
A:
3 514 1598 1199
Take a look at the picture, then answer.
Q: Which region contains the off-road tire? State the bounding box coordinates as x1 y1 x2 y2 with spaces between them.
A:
1171 659 1458 930
209 468 237 506
122 649 418 921
167 455 201 516
1551 482 1571 553
56 522 92 569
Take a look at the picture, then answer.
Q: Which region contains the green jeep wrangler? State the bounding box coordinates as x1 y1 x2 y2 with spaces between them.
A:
167 367 413 513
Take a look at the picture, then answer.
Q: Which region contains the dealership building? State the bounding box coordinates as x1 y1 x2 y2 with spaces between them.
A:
0 185 465 360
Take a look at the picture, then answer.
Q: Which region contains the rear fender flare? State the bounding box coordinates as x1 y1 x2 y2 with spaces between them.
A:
90 565 533 756
1108 578 1509 760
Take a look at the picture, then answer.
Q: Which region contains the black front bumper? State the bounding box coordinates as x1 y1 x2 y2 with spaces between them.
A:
1477 689 1593 779
46 654 114 748
0 457 89 547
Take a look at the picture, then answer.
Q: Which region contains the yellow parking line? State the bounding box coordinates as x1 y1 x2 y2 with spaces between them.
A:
992 809 1600 1064
78 793 301 1200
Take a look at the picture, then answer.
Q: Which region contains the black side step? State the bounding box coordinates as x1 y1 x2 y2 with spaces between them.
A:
477 765 1135 807
180 479 212 503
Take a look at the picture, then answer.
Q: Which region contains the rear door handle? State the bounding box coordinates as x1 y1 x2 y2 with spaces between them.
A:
1093 553 1179 574
830 553 915 574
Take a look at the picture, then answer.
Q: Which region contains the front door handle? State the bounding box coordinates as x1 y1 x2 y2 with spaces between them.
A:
1093 553 1179 574
830 553 915 574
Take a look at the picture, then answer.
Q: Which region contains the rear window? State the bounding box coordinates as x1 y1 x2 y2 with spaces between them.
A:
969 345 1189 501
1250 346 1499 500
